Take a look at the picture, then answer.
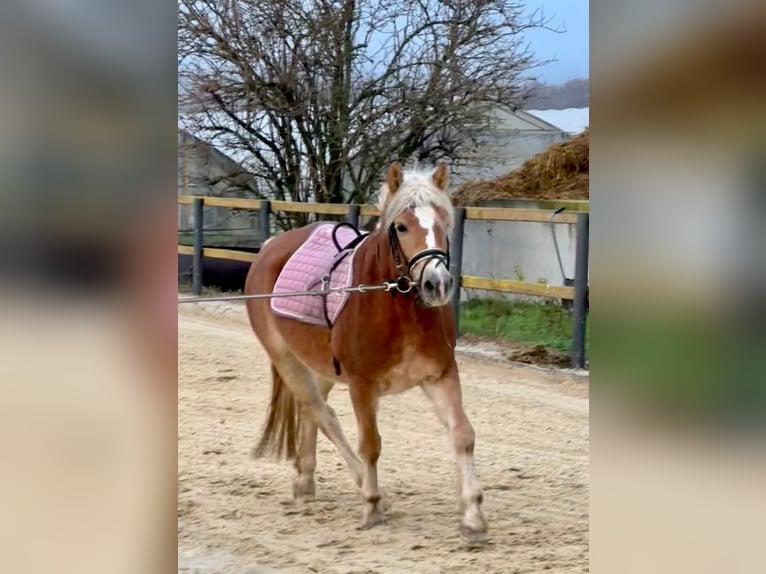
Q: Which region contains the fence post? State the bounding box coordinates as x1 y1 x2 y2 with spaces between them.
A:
347 204 360 228
260 200 271 243
450 207 466 335
192 197 204 296
570 212 589 369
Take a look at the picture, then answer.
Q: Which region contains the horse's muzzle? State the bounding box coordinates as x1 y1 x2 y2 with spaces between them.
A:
419 262 455 307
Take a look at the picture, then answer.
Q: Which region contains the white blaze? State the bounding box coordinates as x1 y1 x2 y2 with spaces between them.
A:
413 205 437 249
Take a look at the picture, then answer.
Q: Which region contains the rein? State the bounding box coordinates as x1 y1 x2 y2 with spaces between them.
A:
178 280 409 304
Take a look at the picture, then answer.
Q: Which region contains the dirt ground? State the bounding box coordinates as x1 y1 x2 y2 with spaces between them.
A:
178 302 589 574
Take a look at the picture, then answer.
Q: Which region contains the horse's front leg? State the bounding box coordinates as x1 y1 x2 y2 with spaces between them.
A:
422 364 488 543
348 383 386 529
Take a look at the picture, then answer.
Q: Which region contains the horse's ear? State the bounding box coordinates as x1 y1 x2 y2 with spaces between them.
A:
387 161 403 195
432 162 449 191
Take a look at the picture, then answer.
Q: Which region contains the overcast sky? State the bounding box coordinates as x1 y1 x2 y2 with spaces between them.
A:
524 0 589 84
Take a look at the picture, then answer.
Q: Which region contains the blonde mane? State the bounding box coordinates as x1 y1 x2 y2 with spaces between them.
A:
375 168 455 230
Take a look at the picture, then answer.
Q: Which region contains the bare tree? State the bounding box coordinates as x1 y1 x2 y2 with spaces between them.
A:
178 0 555 227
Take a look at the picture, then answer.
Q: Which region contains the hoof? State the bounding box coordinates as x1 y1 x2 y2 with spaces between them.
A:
292 476 315 499
377 490 393 511
358 509 388 530
459 523 489 545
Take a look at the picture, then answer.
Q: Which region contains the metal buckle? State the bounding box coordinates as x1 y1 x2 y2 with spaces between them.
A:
395 276 413 293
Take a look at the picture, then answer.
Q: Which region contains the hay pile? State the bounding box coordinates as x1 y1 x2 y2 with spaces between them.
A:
451 129 589 206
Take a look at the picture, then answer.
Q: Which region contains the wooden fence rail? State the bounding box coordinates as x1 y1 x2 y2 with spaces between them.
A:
177 194 589 367
177 194 580 223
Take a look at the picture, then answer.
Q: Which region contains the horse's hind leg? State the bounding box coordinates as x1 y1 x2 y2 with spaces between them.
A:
422 364 488 543
270 354 363 488
293 376 335 499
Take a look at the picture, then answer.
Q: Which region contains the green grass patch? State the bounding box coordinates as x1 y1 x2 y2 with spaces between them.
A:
459 299 587 353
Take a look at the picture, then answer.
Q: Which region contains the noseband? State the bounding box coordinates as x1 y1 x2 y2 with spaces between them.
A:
387 222 450 294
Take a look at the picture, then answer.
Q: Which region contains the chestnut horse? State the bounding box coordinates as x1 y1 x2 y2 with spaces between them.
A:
244 162 488 542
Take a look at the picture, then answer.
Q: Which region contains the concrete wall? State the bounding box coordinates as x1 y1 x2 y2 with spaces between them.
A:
444 120 583 301
460 203 586 302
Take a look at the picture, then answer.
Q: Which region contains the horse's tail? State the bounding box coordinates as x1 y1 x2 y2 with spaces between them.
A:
252 364 301 461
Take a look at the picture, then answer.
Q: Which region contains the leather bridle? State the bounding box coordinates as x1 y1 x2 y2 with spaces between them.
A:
387 222 450 294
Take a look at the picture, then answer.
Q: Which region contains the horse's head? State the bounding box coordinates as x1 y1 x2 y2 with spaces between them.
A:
378 161 455 308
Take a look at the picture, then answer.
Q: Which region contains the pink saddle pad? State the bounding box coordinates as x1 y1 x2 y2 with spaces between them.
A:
270 224 368 326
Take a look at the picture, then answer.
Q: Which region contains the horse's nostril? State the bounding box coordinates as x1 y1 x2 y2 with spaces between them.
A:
424 280 435 292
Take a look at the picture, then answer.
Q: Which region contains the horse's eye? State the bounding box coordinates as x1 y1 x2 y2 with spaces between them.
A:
395 223 408 233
